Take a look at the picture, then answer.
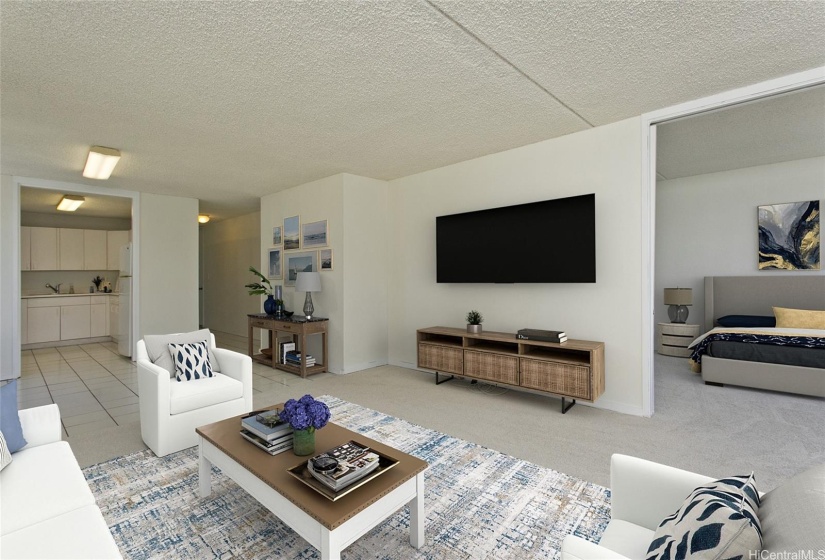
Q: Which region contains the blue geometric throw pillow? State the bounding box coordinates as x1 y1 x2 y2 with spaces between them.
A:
647 473 762 560
168 341 214 382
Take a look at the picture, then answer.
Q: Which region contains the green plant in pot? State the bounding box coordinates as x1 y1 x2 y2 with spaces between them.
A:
245 266 282 315
466 310 483 334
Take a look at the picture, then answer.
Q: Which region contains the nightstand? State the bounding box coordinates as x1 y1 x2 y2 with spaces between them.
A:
656 323 702 357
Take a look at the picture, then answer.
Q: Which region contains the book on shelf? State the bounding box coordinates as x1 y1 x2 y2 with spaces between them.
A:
306 441 381 491
516 329 567 343
240 429 294 455
285 351 316 366
241 410 293 441
279 342 296 364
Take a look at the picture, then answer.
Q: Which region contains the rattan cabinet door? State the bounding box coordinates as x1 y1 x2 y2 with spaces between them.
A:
418 344 463 374
520 358 591 399
464 350 519 385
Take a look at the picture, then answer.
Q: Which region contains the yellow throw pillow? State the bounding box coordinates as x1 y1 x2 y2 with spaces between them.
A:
773 307 825 330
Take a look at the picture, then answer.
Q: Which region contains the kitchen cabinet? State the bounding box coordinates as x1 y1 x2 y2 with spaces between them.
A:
27 306 61 344
60 301 91 340
90 295 108 337
30 227 58 270
107 230 129 271
23 295 114 345
84 230 108 270
58 228 84 270
21 227 31 271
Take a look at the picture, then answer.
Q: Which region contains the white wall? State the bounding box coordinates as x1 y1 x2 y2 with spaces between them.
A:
656 156 825 328
342 174 389 372
138 192 199 339
387 117 645 414
200 211 262 337
0 176 19 380
261 175 346 372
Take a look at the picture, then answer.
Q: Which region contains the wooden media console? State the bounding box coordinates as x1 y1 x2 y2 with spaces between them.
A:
416 327 605 413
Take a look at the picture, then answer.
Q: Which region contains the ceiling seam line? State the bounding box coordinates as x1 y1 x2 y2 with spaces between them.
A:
423 0 594 128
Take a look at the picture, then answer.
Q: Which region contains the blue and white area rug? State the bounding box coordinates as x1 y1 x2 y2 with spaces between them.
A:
84 396 610 559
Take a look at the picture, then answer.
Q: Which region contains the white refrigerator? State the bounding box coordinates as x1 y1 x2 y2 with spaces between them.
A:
117 243 133 357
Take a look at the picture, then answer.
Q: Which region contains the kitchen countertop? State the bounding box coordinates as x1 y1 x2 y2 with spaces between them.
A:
22 293 120 299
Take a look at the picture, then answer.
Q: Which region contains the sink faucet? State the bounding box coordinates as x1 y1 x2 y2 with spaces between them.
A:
45 283 62 294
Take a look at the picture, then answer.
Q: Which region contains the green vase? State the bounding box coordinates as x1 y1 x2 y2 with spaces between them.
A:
293 428 315 456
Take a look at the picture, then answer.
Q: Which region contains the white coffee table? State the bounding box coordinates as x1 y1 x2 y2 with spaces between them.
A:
197 415 427 560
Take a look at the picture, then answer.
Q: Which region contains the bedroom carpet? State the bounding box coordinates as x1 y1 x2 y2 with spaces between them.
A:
83 396 611 560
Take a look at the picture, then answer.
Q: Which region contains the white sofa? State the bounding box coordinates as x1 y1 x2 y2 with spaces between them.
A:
562 454 825 559
0 404 122 560
137 333 253 457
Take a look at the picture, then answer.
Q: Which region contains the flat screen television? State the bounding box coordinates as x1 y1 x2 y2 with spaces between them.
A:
436 193 595 283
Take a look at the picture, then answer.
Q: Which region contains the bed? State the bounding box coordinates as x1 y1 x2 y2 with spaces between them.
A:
694 275 825 397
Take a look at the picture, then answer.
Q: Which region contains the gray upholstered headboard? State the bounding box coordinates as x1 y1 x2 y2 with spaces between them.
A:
704 276 825 332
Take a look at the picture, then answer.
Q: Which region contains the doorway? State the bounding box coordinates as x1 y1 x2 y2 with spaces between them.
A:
641 66 825 415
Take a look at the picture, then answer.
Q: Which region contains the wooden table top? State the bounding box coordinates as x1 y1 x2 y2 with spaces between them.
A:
196 407 427 530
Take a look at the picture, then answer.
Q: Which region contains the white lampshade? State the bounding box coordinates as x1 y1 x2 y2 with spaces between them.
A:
295 271 321 293
663 288 692 306
82 146 121 179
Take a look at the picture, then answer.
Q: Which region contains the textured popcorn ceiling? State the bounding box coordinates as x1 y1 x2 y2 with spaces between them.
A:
1 1 824 220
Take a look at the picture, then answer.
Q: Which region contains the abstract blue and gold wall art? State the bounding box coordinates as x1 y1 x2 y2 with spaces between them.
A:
758 200 820 270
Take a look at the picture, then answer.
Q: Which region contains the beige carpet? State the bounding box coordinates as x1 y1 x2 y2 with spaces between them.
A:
69 353 825 491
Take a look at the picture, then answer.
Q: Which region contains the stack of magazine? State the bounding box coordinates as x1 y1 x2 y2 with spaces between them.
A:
307 441 380 491
240 410 293 455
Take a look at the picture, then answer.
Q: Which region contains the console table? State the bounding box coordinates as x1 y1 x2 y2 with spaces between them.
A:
417 327 604 413
248 314 328 378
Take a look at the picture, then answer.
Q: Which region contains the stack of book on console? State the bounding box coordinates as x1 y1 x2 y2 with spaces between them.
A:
240 410 293 455
285 350 316 367
307 441 381 491
516 329 568 343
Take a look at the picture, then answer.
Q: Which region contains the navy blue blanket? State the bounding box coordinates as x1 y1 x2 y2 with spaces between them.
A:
690 331 825 368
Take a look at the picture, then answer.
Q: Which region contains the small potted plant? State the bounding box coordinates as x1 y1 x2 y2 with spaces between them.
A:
279 395 331 456
466 310 483 334
245 266 277 315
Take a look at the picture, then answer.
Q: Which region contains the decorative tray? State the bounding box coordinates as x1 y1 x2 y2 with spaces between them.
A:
286 443 399 501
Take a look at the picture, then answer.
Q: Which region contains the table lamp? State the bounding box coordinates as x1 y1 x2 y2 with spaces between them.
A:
296 272 321 319
664 288 692 323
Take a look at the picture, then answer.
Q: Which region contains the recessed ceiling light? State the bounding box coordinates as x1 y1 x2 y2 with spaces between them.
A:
57 195 85 212
83 146 121 179
198 214 211 224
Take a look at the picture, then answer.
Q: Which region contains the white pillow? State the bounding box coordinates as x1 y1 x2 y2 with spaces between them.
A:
143 329 221 376
647 473 761 559
168 341 215 382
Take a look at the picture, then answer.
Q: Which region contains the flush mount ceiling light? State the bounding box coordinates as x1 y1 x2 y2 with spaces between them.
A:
198 214 210 224
57 195 85 212
82 146 121 179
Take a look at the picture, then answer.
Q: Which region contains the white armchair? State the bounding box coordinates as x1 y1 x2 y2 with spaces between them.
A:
137 333 253 457
562 455 713 560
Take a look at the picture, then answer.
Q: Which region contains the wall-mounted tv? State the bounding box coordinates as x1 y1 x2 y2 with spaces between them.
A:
436 193 596 283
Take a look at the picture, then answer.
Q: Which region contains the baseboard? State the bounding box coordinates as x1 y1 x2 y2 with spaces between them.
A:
341 360 390 374
581 398 647 417
23 336 114 351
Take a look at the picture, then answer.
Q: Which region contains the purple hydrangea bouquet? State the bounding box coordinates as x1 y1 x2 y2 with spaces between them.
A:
279 395 331 455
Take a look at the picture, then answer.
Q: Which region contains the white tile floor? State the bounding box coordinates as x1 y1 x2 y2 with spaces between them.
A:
19 341 139 438
19 331 325 439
